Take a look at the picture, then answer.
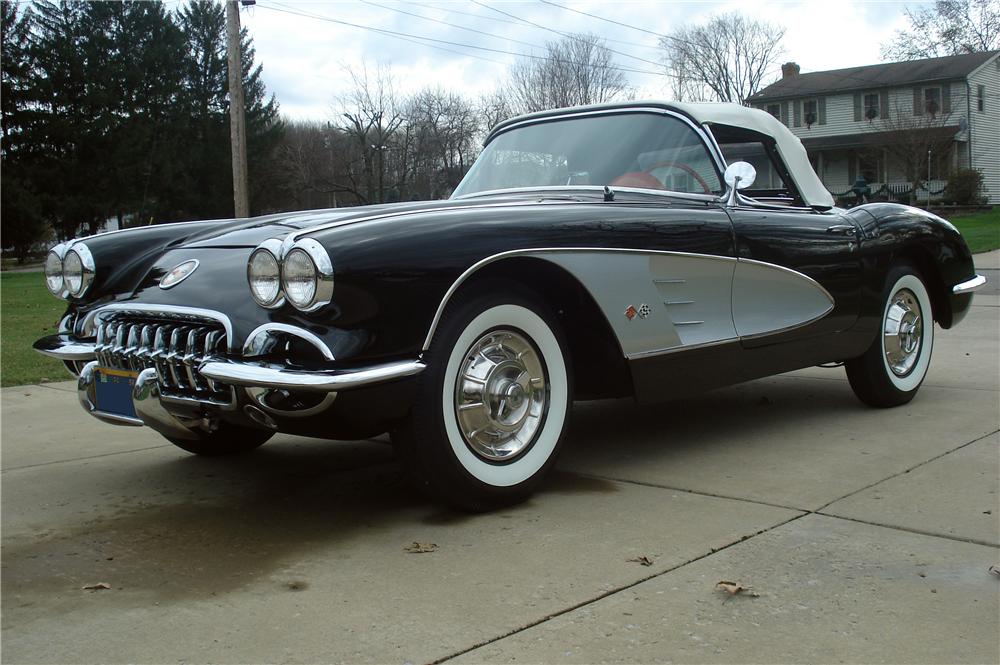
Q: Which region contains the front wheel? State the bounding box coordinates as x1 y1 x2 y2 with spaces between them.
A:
394 289 572 511
846 264 934 407
166 422 274 456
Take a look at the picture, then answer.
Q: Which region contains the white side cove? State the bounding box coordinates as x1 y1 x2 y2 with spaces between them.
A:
423 249 836 359
731 259 835 339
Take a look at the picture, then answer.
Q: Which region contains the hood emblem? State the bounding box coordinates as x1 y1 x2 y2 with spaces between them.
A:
159 259 199 289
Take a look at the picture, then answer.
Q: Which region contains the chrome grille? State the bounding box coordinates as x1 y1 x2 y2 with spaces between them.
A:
94 316 230 404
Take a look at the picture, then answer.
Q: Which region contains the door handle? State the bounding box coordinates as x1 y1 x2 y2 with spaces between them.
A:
826 224 856 235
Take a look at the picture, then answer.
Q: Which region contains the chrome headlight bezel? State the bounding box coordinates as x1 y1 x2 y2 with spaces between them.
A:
44 242 95 299
281 238 334 312
247 239 285 309
44 247 65 296
63 243 95 297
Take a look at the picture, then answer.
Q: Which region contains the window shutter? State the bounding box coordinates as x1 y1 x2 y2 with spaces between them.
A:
942 84 951 113
848 152 856 184
913 87 923 116
818 97 827 125
853 93 862 121
780 101 789 126
793 100 801 127
880 89 889 119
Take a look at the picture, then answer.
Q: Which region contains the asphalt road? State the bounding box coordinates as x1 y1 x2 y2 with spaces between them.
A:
2 253 998 664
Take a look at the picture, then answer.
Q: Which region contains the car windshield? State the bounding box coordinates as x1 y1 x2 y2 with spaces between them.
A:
453 111 723 198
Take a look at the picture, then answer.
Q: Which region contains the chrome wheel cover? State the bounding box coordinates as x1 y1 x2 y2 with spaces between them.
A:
884 288 923 377
454 329 549 462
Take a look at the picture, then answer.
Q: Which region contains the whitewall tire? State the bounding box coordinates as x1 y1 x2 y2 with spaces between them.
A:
393 288 572 511
847 264 934 407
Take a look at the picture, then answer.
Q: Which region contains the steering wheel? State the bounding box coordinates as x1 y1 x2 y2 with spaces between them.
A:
610 161 713 194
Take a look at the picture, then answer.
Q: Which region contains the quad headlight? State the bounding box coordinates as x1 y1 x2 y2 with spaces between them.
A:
247 240 283 308
247 238 333 312
44 242 95 299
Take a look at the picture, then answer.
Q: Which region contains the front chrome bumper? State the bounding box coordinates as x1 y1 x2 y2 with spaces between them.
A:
34 335 425 392
36 332 425 437
953 274 988 294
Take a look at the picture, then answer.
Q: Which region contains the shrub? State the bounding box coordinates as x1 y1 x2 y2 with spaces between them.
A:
943 168 985 205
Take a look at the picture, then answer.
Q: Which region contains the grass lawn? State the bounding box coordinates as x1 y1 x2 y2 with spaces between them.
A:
948 208 1000 254
1 272 70 387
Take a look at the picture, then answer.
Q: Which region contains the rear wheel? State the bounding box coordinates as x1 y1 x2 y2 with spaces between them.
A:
846 264 934 407
394 288 572 511
166 422 274 456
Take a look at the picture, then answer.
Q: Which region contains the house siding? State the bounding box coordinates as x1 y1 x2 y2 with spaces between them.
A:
968 58 1000 203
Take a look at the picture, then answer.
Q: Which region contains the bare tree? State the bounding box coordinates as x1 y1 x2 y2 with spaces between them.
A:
404 87 480 199
659 12 785 104
505 33 631 114
870 102 960 205
477 89 514 137
336 62 404 204
882 0 1000 61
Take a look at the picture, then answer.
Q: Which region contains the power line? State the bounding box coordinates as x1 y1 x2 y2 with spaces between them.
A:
537 0 670 41
359 0 547 52
469 0 665 69
257 0 666 76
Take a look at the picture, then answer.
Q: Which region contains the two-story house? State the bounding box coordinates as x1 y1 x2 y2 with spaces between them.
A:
748 51 999 203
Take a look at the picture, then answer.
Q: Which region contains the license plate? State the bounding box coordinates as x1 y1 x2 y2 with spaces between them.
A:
94 368 139 419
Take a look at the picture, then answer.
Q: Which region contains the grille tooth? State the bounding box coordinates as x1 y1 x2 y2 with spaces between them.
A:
166 327 187 389
183 328 202 390
203 330 221 391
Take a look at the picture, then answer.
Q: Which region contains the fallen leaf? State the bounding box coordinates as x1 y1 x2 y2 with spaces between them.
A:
627 556 654 566
989 565 1000 577
404 542 438 554
716 580 759 597
82 582 111 591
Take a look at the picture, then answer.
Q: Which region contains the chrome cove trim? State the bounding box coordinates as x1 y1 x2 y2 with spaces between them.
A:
199 359 425 392
424 248 837 360
33 334 97 361
421 248 739 352
81 304 235 352
953 274 987 294
242 322 336 361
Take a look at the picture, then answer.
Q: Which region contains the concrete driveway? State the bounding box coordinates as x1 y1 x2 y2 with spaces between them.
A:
2 253 998 664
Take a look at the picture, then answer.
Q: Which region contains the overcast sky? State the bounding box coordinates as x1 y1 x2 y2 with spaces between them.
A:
238 0 927 121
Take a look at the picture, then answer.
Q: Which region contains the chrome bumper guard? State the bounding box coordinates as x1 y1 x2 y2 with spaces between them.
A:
953 274 988 295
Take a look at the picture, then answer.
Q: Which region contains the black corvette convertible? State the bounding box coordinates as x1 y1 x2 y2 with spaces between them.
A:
35 101 987 509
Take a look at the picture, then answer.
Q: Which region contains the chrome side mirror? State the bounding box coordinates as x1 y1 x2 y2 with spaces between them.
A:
723 161 756 207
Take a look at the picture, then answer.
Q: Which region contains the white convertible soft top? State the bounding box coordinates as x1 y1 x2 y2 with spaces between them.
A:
494 100 835 209
668 101 834 208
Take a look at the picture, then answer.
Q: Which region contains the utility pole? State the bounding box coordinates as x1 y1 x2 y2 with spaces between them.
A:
226 0 249 218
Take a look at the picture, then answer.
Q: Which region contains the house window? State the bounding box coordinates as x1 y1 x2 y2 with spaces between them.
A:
864 93 880 121
858 152 884 184
803 99 818 127
767 104 781 121
923 87 942 115
978 85 985 112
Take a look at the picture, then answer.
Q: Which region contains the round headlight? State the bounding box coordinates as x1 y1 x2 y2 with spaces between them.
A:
44 250 64 295
248 248 282 307
63 250 84 295
282 248 317 309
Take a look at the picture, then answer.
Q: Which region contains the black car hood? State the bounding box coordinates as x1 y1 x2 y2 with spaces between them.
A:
174 189 679 249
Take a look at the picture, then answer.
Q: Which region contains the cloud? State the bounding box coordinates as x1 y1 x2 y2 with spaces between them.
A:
241 0 920 121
